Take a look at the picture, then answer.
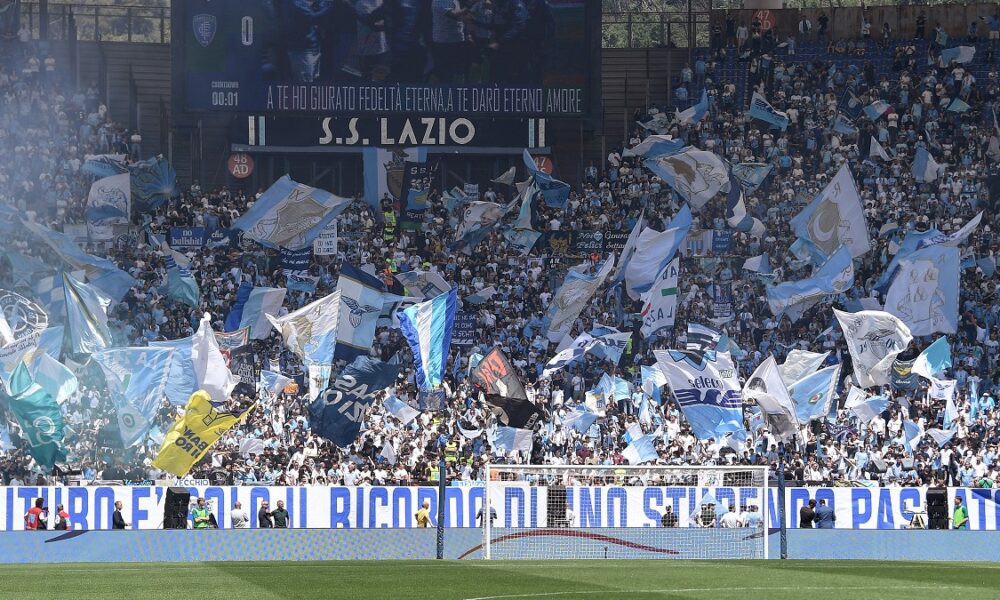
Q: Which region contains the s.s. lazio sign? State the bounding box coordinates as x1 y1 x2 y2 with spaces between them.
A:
0 486 997 531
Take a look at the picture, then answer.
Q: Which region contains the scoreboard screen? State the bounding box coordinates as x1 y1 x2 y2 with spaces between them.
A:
176 0 594 117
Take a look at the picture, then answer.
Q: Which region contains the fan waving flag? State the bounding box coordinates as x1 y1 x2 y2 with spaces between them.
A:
399 288 458 390
655 349 744 440
471 348 528 400
233 175 350 250
912 337 952 380
309 356 399 448
62 272 114 355
3 363 67 469
834 309 913 388
625 205 691 300
334 263 386 361
788 365 841 423
238 287 287 340
152 390 254 477
644 149 728 210
749 92 789 130
791 163 871 259
676 90 709 125
267 290 342 366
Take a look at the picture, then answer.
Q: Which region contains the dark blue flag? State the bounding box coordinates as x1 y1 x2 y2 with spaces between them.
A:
309 357 399 447
225 281 253 332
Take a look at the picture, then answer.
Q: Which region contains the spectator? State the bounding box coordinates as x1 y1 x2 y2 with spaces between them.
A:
258 501 273 528
271 500 290 528
814 500 836 529
231 501 249 529
799 499 816 528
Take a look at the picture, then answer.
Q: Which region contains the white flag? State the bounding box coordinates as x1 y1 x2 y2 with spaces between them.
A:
834 309 913 388
778 350 830 385
869 136 890 161
743 356 798 439
545 255 615 343
191 313 239 402
791 163 871 259
640 257 679 338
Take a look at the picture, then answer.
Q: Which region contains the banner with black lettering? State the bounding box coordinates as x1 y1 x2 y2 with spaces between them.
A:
451 311 478 347
228 345 259 398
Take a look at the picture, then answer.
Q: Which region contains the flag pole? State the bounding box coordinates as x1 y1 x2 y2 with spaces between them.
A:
436 454 447 560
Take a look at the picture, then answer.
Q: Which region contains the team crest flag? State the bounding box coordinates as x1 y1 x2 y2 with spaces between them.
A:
2 363 66 469
884 245 959 336
398 288 458 390
267 290 342 366
62 272 114 355
640 257 679 338
85 173 131 239
743 356 798 440
791 164 871 259
233 175 350 250
309 356 399 447
544 255 615 342
654 349 744 440
152 390 254 476
92 347 174 446
625 205 691 300
766 246 854 321
644 149 728 211
834 308 913 388
788 364 841 423
334 263 386 361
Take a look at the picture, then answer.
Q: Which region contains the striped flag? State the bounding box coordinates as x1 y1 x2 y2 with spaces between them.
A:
686 323 722 355
398 288 458 390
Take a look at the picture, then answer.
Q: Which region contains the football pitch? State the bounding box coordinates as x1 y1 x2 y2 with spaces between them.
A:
0 560 996 600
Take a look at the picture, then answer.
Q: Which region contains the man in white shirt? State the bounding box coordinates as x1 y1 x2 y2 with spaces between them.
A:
720 505 741 528
231 501 249 529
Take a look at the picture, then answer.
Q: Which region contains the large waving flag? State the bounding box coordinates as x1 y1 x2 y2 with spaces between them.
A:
911 147 942 183
623 434 658 465
25 352 78 406
224 282 253 333
21 220 136 302
233 175 350 250
863 100 891 121
743 356 798 440
258 369 292 400
788 364 840 423
766 246 854 321
3 363 66 468
640 257 679 338
395 270 452 300
655 349 744 440
151 314 239 404
0 290 48 376
152 390 254 476
523 150 570 208
625 205 691 300
749 92 789 130
453 201 507 255
874 214 980 292
165 254 201 307
92 347 174 446
587 325 631 364
645 149 728 210
540 332 597 379
399 288 458 390
335 263 386 361
267 290 342 366
238 287 286 340
730 162 772 194
545 255 615 342
561 408 598 433
778 350 829 385
82 153 128 178
309 356 399 447
129 157 178 212
725 173 765 236
676 89 709 126
85 173 131 239
834 309 913 388
62 272 113 355
470 348 528 401
912 337 952 380
850 392 889 423
940 46 975 64
623 135 685 159
884 245 959 336
383 394 420 425
790 164 871 259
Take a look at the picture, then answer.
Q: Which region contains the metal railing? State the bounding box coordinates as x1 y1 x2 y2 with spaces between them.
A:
22 1 170 43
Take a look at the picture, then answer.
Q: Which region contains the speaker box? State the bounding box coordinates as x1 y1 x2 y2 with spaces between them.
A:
547 486 567 527
163 487 190 529
927 488 948 529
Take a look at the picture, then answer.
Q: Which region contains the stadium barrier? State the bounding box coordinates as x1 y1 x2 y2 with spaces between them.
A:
2 486 997 531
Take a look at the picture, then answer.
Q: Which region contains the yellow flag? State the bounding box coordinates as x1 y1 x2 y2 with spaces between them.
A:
152 390 254 477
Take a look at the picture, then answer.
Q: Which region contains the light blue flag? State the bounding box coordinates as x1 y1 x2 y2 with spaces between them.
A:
623 422 643 444
588 326 630 364
165 255 200 307
523 150 570 208
832 115 859 136
503 228 542 256
742 253 772 275
225 281 253 332
874 227 945 292
233 175 351 250
623 135 685 159
851 395 889 423
468 352 485 374
715 334 747 360
36 326 64 361
940 46 975 65
624 204 692 299
62 272 113 355
238 287 287 341
258 369 292 398
789 365 840 423
969 378 980 422
598 373 631 404
92 347 174 446
85 173 130 227
766 246 853 321
383 394 420 425
129 157 178 212
335 263 386 362
399 288 458 390
725 172 765 235
2 363 66 468
644 149 728 211
790 163 870 259
730 162 772 195
902 420 923 455
947 98 971 113
26 353 78 405
492 426 533 453
149 336 202 405
656 349 744 440
623 434 658 465
911 147 941 183
676 89 709 125
863 100 890 120
925 428 957 448
912 337 952 380
884 245 959 337
82 154 128 178
21 220 136 302
561 408 598 433
32 274 69 323
749 92 788 130
640 365 665 404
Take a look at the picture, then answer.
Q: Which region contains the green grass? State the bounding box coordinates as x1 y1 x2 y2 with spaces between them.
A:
0 560 995 600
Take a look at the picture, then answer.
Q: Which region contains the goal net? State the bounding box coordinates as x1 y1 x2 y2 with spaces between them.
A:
483 464 769 560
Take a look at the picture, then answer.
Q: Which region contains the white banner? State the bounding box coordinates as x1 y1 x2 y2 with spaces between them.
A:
312 220 338 256
0 486 995 530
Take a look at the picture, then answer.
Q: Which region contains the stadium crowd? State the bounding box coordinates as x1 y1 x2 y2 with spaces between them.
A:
0 22 999 492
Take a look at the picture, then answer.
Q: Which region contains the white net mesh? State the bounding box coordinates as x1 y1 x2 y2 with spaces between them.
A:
483 464 769 560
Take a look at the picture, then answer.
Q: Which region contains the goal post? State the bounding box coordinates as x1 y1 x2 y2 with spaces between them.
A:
483 464 769 560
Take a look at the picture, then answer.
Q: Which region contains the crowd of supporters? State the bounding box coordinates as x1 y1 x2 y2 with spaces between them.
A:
0 21 999 491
